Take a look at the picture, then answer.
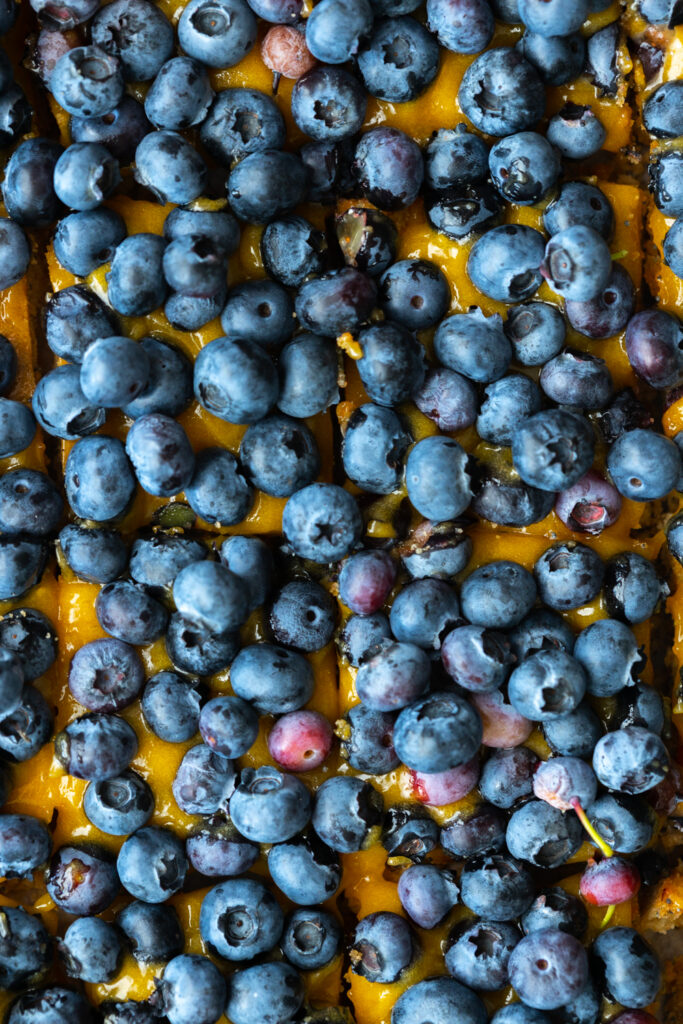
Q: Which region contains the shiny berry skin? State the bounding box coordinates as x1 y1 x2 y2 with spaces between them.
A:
410 756 480 806
268 710 333 771
117 827 188 904
47 843 119 915
508 928 588 1010
230 765 312 843
60 916 123 983
281 907 341 971
351 911 414 983
267 833 341 905
460 853 535 921
565 264 635 340
392 978 487 1024
542 225 612 302
607 428 682 501
441 625 514 693
479 746 538 809
592 726 668 794
398 864 459 928
199 877 283 962
382 806 440 861
414 368 478 432
555 470 622 534
339 550 396 614
625 308 683 388
592 927 661 1008
508 649 587 722
353 126 424 211
459 47 545 137
580 856 641 906
296 268 377 338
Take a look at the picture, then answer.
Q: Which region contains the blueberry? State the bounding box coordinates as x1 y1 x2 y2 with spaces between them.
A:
226 963 304 1024
459 47 545 136
543 181 613 239
353 126 424 210
354 639 428 711
613 680 664 734
291 66 367 141
460 853 534 920
586 22 620 94
426 183 502 241
587 793 654 854
0 608 57 683
117 901 184 963
194 336 278 423
56 713 138 781
135 131 206 205
381 806 440 861
187 822 259 878
0 537 47 601
84 770 154 836
45 285 119 364
0 906 51 989
228 149 309 223
51 46 124 117
0 219 30 290
0 687 53 762
165 614 240 675
184 448 252 527
625 309 683 389
517 30 585 85
268 832 341 905
440 803 506 858
643 80 683 139
640 0 680 21
592 726 668 794
297 267 377 337
282 907 341 973
504 302 565 367
69 637 145 712
196 695 257 760
7 989 93 1024
53 141 120 212
130 534 206 588
117 826 188 903
534 542 604 611
60 916 122 984
533 755 597 812
338 611 392 666
446 919 520 990
574 618 641 696
2 138 63 227
521 888 588 938
604 550 663 623
509 649 587 721
34 366 106 442
79 337 149 410
441 625 513 694
393 690 482 773
199 876 283 960
414 368 478 432
47 843 119 915
300 136 355 200
342 403 410 494
141 672 201 743
511 409 595 491
240 414 319 498
492 1007 550 1024
489 131 560 205
0 469 62 537
278 333 338 418
426 0 493 53
541 350 613 409
479 746 538 809
269 580 336 652
424 125 489 191
63 438 133 520
220 535 273 611
518 0 588 33
245 0 303 19
477 374 542 444
97 582 168 646
30 0 98 26
126 413 195 498
305 0 373 63
406 436 471 522
336 207 398 279
664 217 683 277
230 643 313 712
100 1001 161 1024
468 224 545 302
356 323 425 407
509 608 575 661
166 290 226 332
54 208 127 277
312 775 383 852
173 560 247 634
543 703 603 759
461 560 537 629
547 103 606 159
283 482 362 562
379 260 449 332
261 216 326 288
508 929 589 1010
507 799 583 868
472 465 555 528
179 0 257 67
230 765 311 843
91 0 173 81
608 427 681 501
123 337 193 420
592 927 661 1009
565 264 635 340
390 579 461 654
107 234 167 316
359 16 439 101
398 864 459 929
70 94 152 163
145 57 213 130
339 703 399 773
156 955 226 1024
222 281 293 353
163 236 227 298
392 978 487 1024
0 814 51 878
351 911 414 983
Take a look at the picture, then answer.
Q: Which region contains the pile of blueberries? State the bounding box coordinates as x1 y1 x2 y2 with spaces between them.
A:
0 0 681 1022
